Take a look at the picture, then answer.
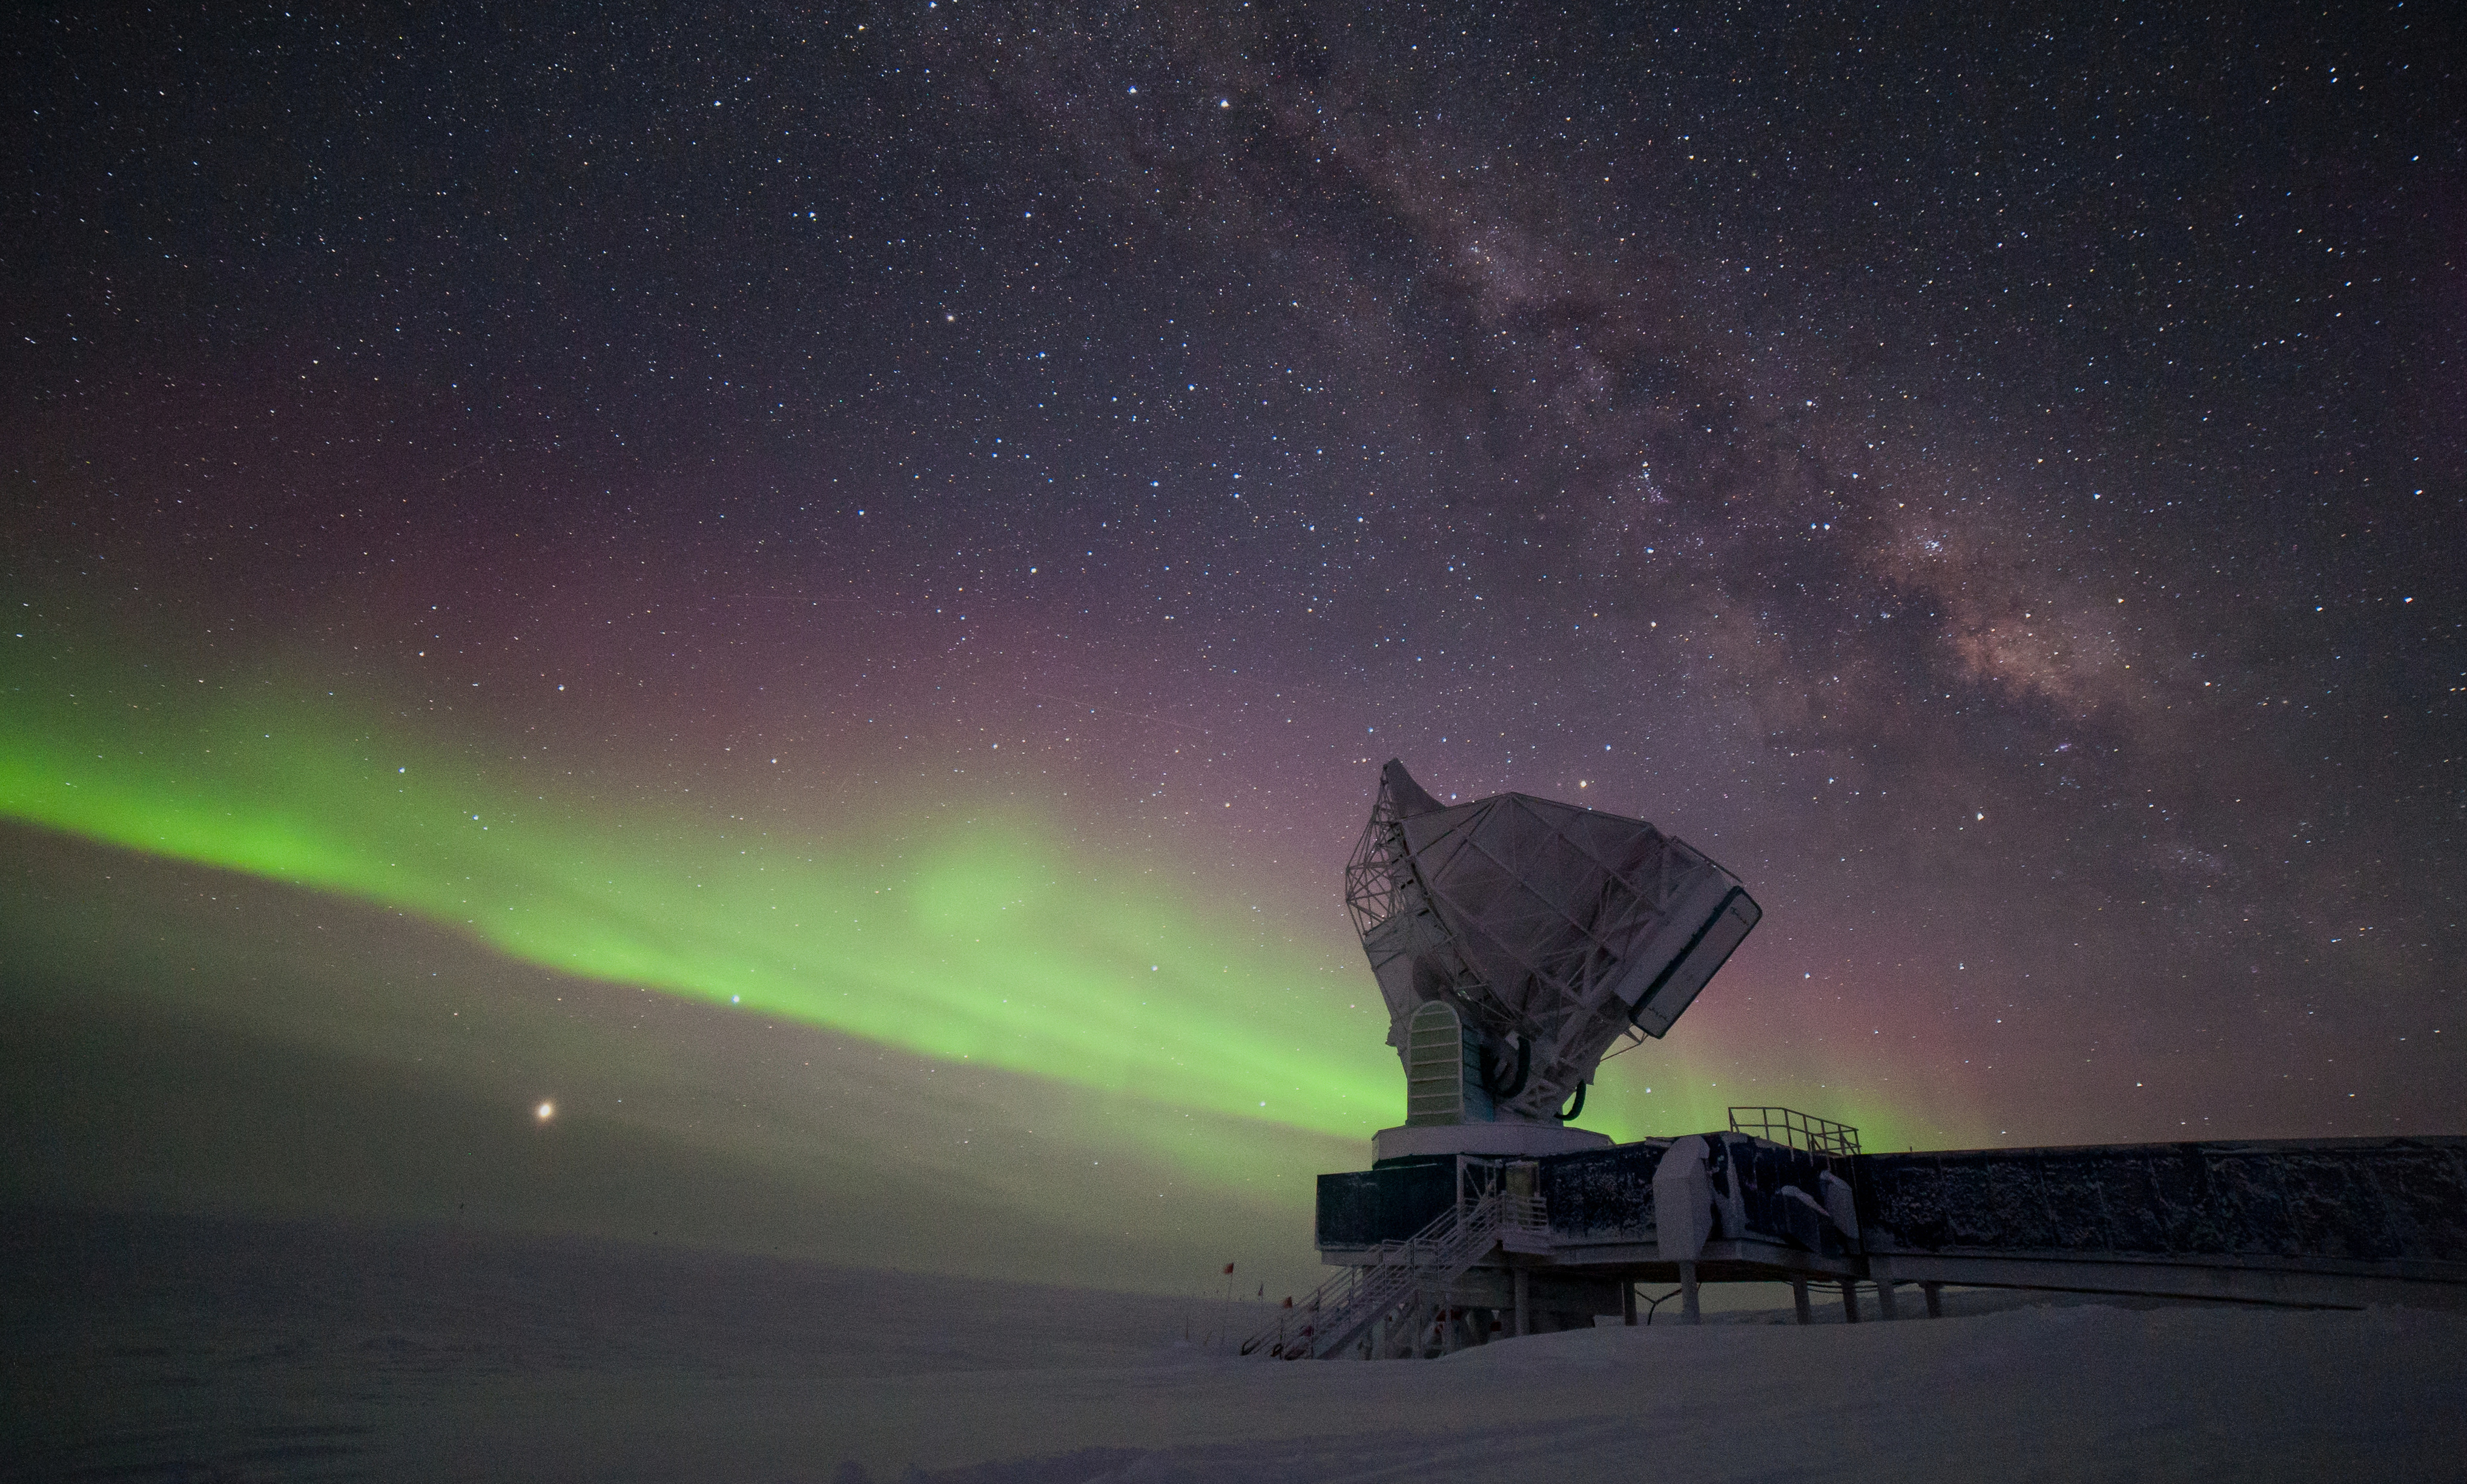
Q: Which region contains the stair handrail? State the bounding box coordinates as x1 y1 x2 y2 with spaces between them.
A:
1238 1199 1461 1357
1304 1195 1506 1360
1238 1192 1508 1359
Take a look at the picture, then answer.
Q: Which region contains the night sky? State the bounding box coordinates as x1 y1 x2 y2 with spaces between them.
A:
4 3 2462 1292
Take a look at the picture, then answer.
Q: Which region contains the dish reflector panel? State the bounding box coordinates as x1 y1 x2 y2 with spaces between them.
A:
1346 759 1762 1122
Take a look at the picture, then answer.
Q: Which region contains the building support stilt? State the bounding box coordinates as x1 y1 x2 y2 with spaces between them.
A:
1923 1282 1944 1318
1840 1279 1861 1323
1791 1278 1812 1325
1679 1261 1701 1325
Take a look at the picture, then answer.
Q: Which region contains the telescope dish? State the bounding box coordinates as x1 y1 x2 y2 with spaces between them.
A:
1344 759 1761 1124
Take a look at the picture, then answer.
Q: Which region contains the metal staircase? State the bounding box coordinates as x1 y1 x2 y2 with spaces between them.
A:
1241 1192 1512 1359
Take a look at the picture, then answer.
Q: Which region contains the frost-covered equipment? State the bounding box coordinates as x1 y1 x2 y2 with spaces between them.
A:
1345 760 1762 1124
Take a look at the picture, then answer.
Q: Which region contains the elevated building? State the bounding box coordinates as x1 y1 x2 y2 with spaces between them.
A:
1247 763 2467 1360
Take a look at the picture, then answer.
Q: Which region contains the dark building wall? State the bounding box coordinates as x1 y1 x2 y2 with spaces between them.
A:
1316 1156 1456 1248
1536 1141 1664 1241
1315 1133 2467 1273
1313 1135 1844 1253
1315 1148 1676 1250
1857 1136 2467 1264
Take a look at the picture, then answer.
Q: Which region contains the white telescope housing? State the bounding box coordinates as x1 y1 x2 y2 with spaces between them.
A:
1347 759 1762 1138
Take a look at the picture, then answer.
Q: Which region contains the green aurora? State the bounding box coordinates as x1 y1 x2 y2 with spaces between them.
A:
0 636 1834 1155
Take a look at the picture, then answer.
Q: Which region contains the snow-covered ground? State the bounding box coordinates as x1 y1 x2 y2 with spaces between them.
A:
7 1209 2462 1482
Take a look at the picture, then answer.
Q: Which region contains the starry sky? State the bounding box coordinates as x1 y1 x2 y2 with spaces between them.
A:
4 2 2462 1292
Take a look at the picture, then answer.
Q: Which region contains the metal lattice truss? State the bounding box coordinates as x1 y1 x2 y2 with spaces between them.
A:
1345 760 1762 1123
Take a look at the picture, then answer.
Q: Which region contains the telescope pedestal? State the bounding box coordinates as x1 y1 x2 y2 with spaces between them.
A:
1372 1121 1612 1162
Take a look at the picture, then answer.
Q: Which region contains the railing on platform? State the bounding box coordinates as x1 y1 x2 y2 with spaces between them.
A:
1239 1192 1508 1359
1729 1105 1862 1159
1498 1191 1549 1253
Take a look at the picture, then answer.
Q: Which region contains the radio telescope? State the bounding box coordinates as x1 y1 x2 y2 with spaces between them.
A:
1346 760 1761 1140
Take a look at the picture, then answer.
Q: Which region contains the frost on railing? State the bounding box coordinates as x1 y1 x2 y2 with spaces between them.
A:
1729 1106 1861 1159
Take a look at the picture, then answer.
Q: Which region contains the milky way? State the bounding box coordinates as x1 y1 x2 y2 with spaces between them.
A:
4 2 2460 1286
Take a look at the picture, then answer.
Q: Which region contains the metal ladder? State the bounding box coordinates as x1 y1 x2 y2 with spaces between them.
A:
1240 1192 1511 1360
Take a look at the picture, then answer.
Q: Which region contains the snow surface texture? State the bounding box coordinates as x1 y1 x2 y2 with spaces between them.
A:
7 1210 2462 1482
